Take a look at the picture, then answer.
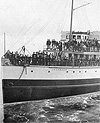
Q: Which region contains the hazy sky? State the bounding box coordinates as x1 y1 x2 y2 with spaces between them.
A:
0 0 100 53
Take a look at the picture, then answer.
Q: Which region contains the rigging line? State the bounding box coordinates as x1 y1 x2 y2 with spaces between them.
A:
55 0 68 33
9 0 57 50
73 0 90 31
73 2 91 11
19 48 23 54
51 0 64 36
81 0 94 32
24 15 57 46
15 46 24 53
9 0 52 49
96 0 100 18
83 6 93 32
17 47 22 52
62 0 70 31
63 1 71 30
9 0 51 48
24 0 62 46
25 48 31 56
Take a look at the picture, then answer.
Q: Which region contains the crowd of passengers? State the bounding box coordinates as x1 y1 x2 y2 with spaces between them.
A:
3 38 100 66
46 38 100 52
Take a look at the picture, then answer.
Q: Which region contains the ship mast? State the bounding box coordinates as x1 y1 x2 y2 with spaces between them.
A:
69 0 91 41
69 0 74 42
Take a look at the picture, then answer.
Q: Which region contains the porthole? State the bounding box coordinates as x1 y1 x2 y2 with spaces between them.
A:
31 70 33 72
48 71 50 73
66 71 68 73
73 71 75 73
85 71 87 73
79 71 81 73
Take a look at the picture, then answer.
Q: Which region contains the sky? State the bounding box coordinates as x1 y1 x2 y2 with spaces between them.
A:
0 0 100 54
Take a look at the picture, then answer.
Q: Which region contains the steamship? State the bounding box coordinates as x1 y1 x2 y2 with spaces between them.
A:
2 0 100 103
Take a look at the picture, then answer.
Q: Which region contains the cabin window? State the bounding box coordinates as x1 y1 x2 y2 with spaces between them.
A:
77 35 81 39
85 36 87 40
73 35 76 39
66 35 68 39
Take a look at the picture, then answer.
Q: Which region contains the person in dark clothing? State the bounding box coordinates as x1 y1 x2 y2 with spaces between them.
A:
59 41 62 51
32 52 36 65
46 39 51 49
38 53 42 65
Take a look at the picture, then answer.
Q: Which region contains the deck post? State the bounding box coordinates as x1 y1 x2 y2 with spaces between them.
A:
0 33 4 122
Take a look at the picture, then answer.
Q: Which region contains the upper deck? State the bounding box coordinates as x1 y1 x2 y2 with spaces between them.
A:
2 31 100 67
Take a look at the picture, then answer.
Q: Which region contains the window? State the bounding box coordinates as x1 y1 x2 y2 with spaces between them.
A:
66 35 68 39
77 35 81 39
73 35 76 39
85 36 87 40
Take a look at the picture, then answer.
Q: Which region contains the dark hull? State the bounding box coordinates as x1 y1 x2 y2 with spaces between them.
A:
3 78 100 103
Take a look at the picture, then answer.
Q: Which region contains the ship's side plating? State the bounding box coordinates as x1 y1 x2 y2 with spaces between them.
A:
2 65 100 103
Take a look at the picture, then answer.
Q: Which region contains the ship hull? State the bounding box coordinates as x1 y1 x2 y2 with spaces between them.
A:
3 79 100 103
2 66 100 103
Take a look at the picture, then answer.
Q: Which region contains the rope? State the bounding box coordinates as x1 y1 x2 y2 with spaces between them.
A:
18 66 25 80
7 66 26 87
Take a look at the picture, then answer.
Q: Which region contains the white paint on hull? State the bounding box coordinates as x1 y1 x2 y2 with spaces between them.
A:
2 65 100 80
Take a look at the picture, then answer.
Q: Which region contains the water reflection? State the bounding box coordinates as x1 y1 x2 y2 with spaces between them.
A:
4 92 100 123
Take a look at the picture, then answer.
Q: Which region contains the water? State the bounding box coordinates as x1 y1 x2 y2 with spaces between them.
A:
4 92 100 123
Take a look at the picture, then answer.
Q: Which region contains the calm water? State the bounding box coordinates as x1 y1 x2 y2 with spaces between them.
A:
4 92 100 123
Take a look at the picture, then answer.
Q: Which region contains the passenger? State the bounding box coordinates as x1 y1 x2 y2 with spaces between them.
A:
32 52 37 65
3 37 100 67
41 52 44 65
32 52 35 65
10 52 15 65
46 39 51 50
58 41 62 51
38 53 42 65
